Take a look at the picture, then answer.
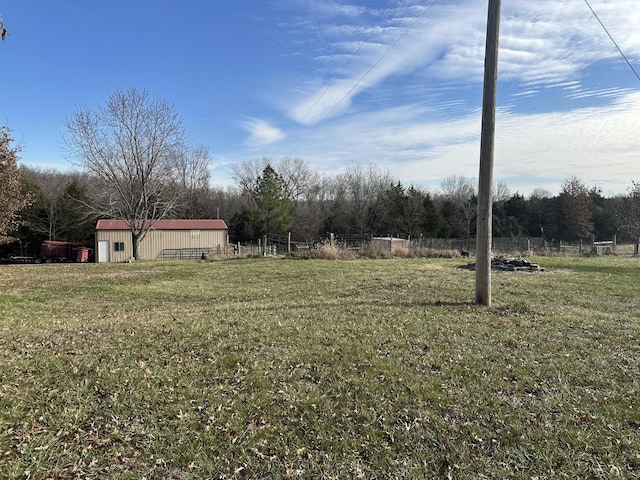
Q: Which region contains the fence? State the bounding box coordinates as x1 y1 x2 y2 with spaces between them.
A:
230 234 620 258
231 234 301 257
160 245 228 260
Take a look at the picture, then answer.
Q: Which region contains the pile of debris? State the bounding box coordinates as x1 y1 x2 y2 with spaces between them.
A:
461 256 546 273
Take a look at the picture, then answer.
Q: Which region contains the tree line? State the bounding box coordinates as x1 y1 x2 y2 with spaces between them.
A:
2 87 640 257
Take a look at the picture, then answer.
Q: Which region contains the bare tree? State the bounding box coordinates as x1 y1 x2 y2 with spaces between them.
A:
493 181 511 203
21 167 71 240
278 158 319 202
332 165 392 236
439 175 477 248
20 167 95 241
0 127 31 244
171 144 212 218
277 158 323 240
65 87 188 259
232 157 270 196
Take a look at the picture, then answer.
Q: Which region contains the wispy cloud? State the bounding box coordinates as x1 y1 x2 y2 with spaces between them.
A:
274 88 640 195
240 117 285 147
250 1 639 192
278 0 640 124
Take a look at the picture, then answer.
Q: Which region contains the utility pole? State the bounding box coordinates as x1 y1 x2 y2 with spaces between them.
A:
475 0 502 306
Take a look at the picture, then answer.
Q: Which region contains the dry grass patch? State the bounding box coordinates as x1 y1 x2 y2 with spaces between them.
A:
1 256 640 478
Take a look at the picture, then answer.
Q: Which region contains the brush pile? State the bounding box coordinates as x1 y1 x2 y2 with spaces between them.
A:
461 256 546 272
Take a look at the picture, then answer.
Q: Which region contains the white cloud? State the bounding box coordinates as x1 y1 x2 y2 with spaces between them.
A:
240 117 285 147
279 0 640 125
231 1 640 195
275 89 640 195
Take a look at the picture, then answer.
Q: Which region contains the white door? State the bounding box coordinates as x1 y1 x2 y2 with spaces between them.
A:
98 240 110 263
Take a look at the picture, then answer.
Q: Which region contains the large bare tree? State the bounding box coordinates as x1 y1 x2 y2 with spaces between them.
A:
439 174 477 248
330 165 392 237
20 167 71 241
0 127 31 244
65 87 189 259
171 144 212 218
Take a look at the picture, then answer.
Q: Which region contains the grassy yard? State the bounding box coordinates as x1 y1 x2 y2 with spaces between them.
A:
1 255 639 479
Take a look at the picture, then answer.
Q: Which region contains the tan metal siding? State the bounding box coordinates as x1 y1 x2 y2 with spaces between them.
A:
140 229 227 259
95 230 134 262
95 228 228 261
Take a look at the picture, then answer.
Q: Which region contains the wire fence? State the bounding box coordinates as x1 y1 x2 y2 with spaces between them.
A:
229 234 622 258
160 246 229 260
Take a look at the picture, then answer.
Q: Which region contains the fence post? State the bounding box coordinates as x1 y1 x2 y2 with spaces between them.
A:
288 232 291 254
612 235 616 253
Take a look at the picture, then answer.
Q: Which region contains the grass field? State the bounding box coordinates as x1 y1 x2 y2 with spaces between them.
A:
1 255 639 479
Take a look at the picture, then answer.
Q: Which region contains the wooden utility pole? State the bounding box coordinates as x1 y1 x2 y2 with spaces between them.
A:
475 0 502 306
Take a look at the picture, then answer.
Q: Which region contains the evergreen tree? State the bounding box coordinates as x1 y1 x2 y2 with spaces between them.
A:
252 164 294 237
420 191 447 237
589 187 617 241
557 177 593 241
502 193 530 237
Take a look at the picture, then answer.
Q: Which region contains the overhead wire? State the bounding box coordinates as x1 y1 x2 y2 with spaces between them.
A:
270 7 393 158
281 0 439 158
583 0 640 82
273 0 637 161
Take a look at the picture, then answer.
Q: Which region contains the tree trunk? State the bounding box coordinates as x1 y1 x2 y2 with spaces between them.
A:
131 230 139 260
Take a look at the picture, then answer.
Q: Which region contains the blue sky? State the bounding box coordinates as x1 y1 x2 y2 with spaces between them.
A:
1 0 639 196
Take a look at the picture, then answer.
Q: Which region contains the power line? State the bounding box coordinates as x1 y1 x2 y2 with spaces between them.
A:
284 0 439 158
583 0 640 82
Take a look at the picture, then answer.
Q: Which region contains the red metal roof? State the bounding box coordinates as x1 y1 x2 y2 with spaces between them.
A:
96 219 228 231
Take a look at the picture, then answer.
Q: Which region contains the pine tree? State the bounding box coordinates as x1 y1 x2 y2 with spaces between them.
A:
252 165 294 237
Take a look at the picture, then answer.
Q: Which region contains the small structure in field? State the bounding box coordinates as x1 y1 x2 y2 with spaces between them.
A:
95 219 228 262
370 237 410 255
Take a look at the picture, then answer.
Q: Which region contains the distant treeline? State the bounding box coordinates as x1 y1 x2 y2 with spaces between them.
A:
3 158 640 257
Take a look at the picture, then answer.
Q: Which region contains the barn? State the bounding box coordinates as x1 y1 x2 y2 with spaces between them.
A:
95 219 228 262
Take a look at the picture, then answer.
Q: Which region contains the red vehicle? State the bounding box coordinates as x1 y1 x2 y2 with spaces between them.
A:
38 241 92 263
1 241 92 264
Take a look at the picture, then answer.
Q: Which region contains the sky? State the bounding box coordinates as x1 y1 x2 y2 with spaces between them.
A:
1 0 639 197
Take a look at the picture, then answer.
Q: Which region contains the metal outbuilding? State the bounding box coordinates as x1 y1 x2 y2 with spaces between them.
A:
95 219 228 262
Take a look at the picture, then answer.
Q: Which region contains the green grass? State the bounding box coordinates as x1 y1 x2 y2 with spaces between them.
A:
1 256 640 479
